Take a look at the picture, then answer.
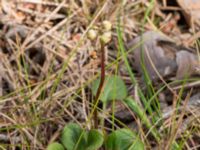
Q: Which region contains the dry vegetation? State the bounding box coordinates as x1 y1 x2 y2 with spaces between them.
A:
0 0 200 149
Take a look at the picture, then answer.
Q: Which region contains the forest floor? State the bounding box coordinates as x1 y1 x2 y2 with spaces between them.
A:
0 0 200 150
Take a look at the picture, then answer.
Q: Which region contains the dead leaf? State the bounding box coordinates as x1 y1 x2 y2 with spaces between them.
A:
177 0 200 26
176 50 200 79
127 31 200 80
72 33 81 42
6 25 28 41
127 31 177 80
22 3 36 10
89 50 97 59
159 13 181 34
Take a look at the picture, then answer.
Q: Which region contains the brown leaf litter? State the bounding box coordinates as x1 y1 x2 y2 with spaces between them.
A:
177 0 200 27
126 31 200 80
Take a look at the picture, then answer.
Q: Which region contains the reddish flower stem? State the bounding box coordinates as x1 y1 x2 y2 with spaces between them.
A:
94 41 105 128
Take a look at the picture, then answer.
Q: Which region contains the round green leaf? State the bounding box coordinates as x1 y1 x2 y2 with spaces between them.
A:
61 123 86 150
47 142 65 150
105 129 144 150
91 75 127 102
86 129 104 150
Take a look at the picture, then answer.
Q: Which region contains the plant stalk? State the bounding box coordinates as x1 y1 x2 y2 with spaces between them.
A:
94 41 105 128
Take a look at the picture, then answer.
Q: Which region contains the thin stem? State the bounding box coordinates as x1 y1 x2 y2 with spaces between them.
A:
100 102 107 129
93 41 105 128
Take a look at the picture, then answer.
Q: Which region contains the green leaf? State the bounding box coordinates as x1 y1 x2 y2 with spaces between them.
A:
91 75 127 102
61 123 104 150
61 123 86 150
47 142 65 150
86 129 104 150
105 129 144 150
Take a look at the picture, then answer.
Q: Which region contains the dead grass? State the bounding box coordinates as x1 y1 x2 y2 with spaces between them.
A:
0 0 200 149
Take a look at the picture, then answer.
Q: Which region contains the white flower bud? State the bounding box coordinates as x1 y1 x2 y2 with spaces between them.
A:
102 20 112 31
100 31 112 44
88 29 98 40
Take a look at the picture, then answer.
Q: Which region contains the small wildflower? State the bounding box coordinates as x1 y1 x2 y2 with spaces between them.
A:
100 31 112 44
